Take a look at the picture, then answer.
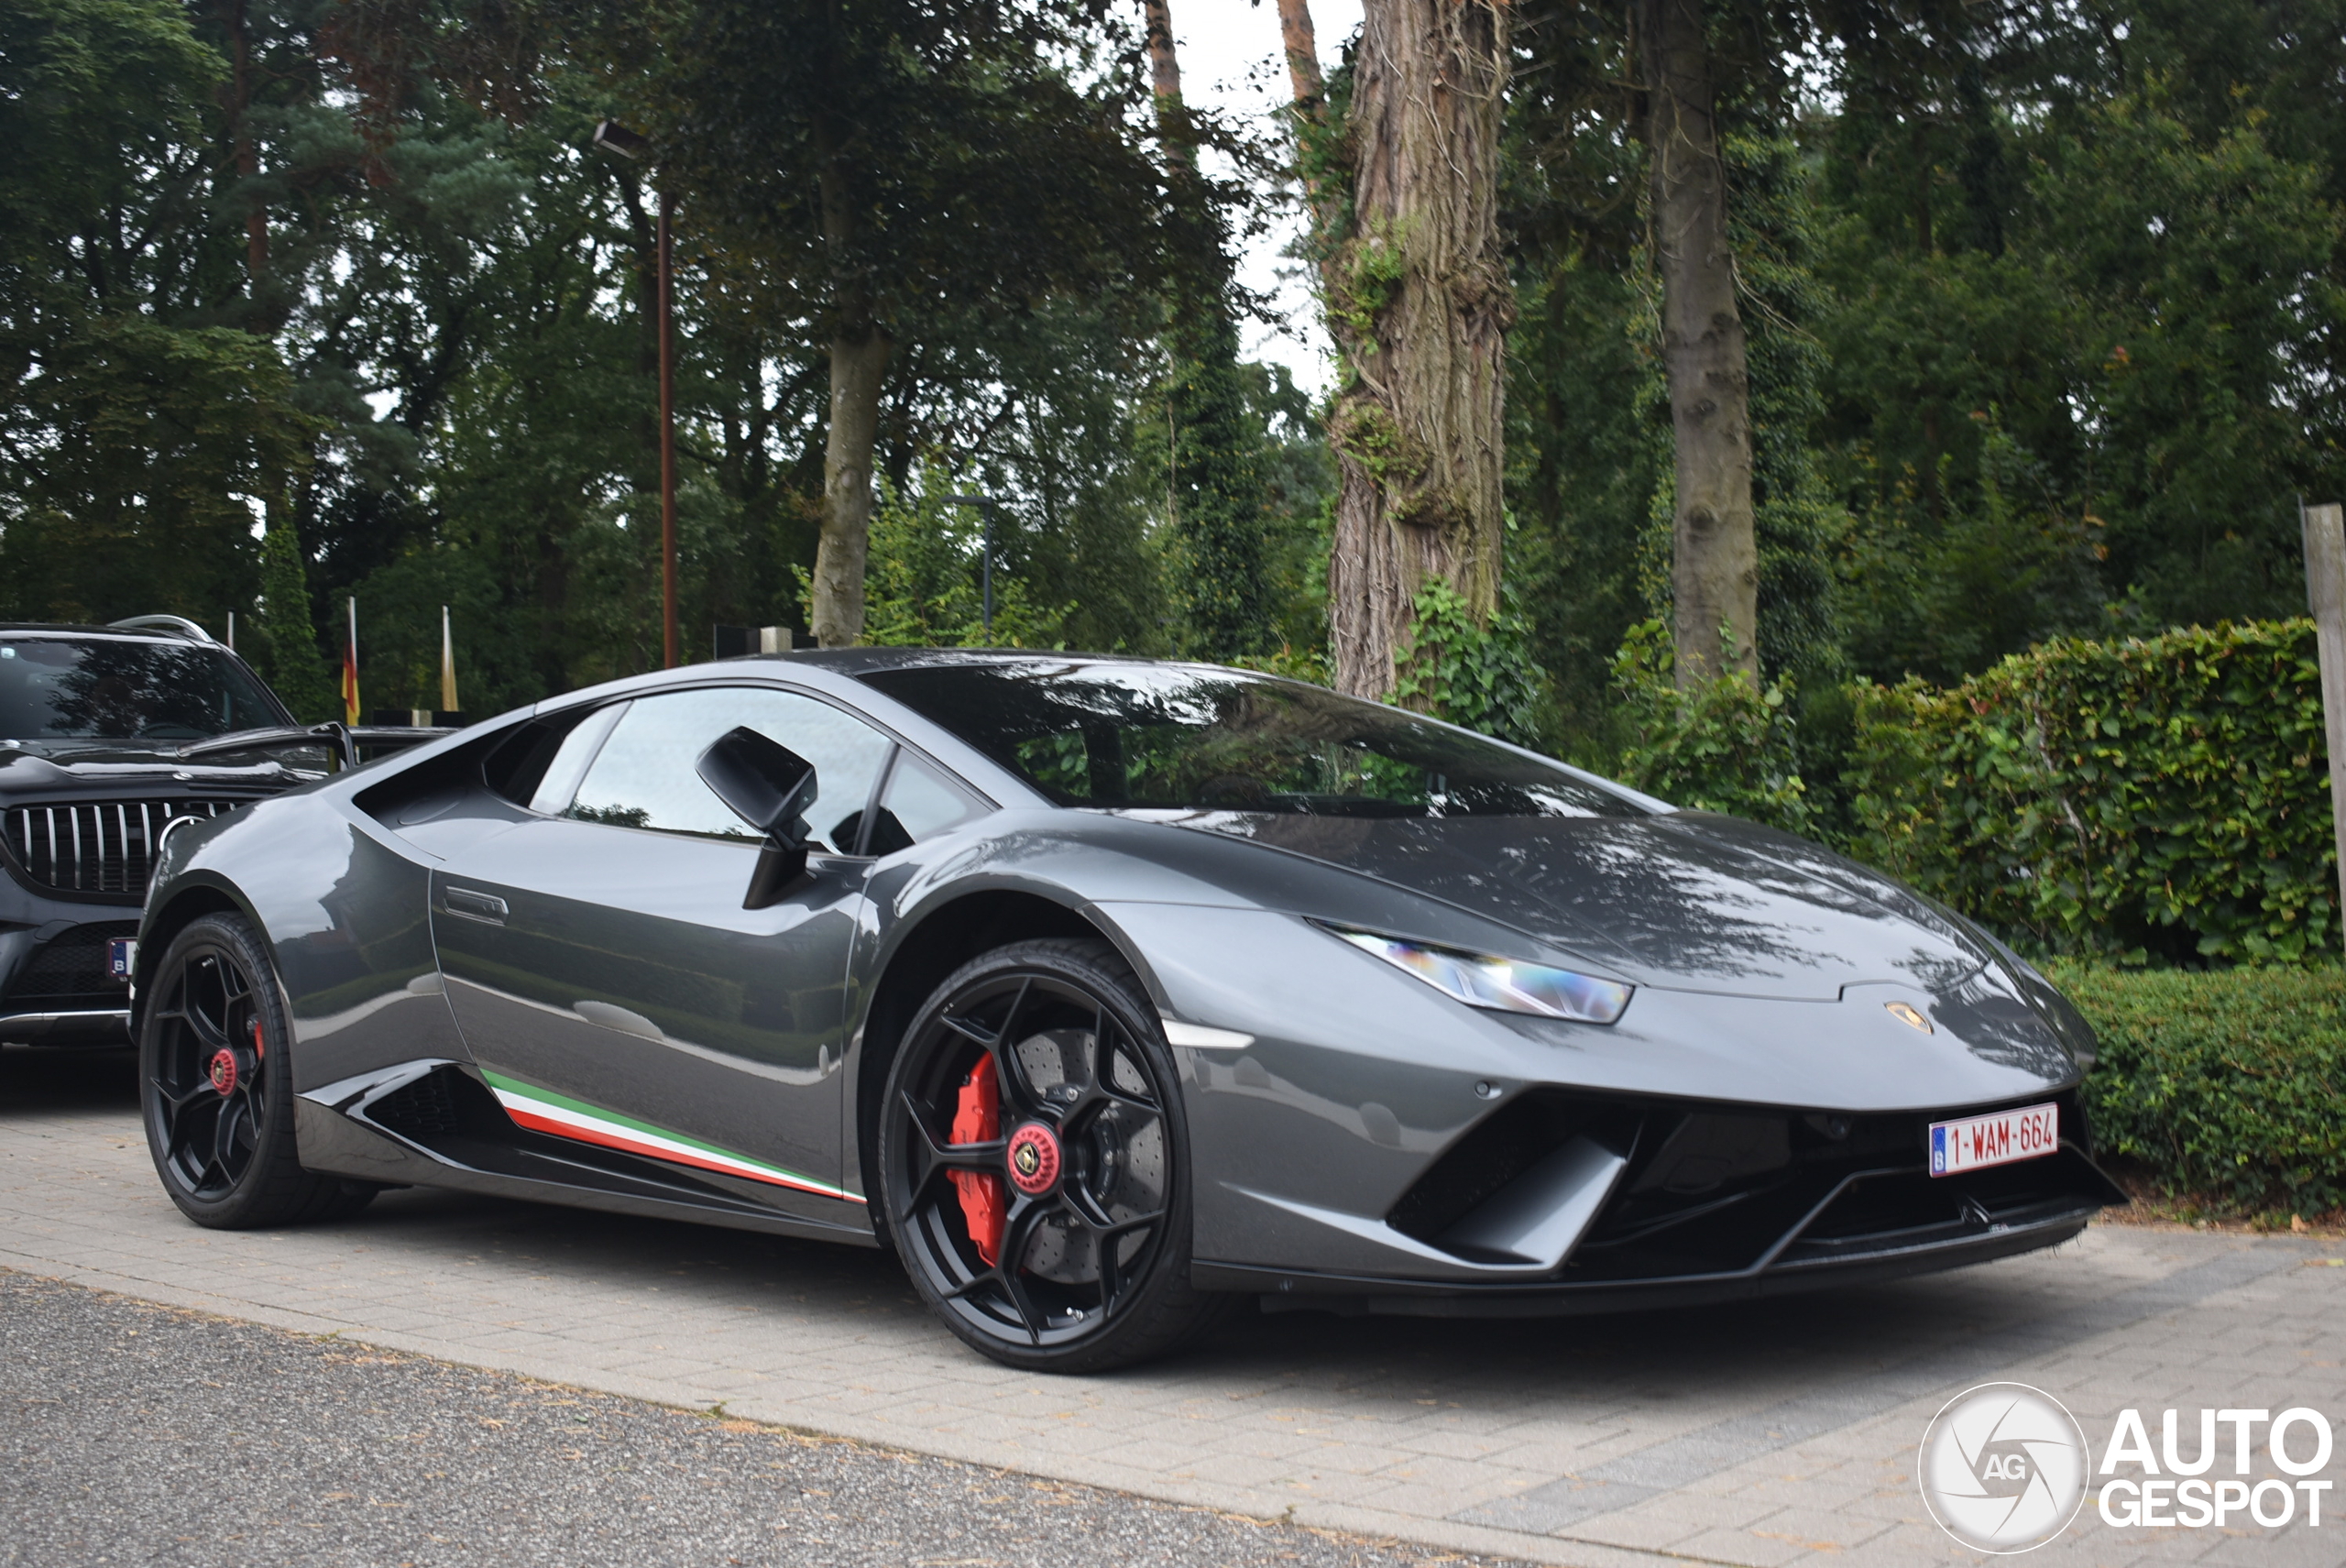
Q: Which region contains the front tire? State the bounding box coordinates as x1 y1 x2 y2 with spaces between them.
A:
139 913 374 1229
878 938 1226 1372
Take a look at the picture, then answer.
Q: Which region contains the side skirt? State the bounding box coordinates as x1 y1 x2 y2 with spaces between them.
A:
295 1060 878 1248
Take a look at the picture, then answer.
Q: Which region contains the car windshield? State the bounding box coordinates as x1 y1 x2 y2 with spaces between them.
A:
0 637 285 741
858 660 1645 818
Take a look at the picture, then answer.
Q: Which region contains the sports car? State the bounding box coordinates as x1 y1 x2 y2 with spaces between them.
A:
133 651 2125 1371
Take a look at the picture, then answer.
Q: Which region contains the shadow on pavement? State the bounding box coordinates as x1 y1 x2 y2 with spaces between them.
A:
0 1045 137 1113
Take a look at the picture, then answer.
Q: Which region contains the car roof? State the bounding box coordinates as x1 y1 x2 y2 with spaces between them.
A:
727 647 1168 676
0 623 206 643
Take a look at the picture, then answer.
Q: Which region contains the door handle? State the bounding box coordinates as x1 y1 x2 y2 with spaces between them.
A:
442 887 508 924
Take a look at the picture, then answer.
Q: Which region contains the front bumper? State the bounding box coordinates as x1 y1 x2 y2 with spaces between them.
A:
0 901 137 1047
1197 1128 2115 1316
1191 1082 2125 1314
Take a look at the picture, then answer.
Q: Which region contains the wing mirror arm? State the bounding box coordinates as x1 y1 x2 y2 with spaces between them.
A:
695 727 819 909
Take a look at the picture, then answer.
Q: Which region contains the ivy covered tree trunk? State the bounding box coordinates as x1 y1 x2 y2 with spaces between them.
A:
1142 0 1270 661
1639 0 1759 684
1326 0 1512 700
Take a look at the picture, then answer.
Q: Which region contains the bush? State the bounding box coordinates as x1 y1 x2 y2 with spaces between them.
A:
1603 619 1814 835
2055 960 2346 1216
1846 620 2337 963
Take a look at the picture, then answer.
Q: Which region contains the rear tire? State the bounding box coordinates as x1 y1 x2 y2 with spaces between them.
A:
877 938 1229 1372
139 914 376 1229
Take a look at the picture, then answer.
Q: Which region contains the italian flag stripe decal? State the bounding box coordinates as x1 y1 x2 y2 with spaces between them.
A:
480 1069 862 1204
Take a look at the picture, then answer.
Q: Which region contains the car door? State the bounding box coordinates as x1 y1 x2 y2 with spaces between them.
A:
432 684 893 1221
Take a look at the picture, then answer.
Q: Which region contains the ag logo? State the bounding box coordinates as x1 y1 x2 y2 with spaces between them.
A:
1006 1123 1060 1196
1918 1382 2089 1552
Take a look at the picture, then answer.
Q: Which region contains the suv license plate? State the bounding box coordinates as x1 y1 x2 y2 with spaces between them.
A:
107 938 136 982
1929 1102 2058 1177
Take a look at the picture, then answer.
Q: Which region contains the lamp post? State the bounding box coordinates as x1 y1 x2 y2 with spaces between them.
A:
594 119 680 670
945 494 1000 640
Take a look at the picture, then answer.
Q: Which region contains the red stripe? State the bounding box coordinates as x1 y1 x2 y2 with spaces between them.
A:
501 1104 846 1199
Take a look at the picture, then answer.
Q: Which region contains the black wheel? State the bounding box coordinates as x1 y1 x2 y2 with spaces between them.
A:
878 938 1227 1372
139 914 375 1229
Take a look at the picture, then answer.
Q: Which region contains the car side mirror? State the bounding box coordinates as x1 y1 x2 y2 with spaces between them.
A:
696 727 817 908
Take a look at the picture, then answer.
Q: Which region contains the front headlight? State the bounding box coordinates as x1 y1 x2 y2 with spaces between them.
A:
1322 925 1634 1025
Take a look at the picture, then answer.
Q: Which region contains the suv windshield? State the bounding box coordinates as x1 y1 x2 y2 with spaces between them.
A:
859 660 1644 819
0 637 286 742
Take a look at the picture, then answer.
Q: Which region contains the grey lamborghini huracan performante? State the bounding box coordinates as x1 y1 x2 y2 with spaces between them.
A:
134 652 2124 1371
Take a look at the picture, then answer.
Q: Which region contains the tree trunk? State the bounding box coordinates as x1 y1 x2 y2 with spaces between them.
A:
1639 0 1758 685
1325 0 1512 700
1276 0 1323 105
1143 0 1182 101
808 111 890 650
811 322 890 647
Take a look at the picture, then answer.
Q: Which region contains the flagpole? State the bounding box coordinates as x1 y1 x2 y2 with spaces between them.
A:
440 604 458 716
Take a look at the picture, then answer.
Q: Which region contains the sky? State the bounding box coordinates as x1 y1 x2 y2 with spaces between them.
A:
1157 0 1365 396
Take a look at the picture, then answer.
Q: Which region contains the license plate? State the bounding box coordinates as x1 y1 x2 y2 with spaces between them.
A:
107 938 136 982
1930 1102 2058 1176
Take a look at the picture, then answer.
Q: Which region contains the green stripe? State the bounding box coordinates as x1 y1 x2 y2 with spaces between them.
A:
480 1068 822 1188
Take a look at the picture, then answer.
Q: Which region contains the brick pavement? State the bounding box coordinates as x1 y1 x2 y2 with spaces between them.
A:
5 1048 2342 1567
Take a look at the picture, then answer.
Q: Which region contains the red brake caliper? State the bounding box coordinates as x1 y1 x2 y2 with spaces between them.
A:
948 1056 1006 1266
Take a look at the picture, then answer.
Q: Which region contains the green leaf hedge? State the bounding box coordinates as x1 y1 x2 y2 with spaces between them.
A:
2055 960 2346 1215
1845 620 2338 963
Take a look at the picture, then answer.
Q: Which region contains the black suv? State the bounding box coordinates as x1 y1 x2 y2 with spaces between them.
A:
0 618 336 1047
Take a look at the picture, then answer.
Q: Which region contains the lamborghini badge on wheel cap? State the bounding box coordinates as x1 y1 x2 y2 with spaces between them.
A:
1006 1123 1061 1195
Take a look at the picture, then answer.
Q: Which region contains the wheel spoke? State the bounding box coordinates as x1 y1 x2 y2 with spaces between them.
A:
149 1076 210 1117
938 1012 998 1047
211 1096 247 1171
899 1091 1007 1205
181 992 230 1052
993 1198 1056 1343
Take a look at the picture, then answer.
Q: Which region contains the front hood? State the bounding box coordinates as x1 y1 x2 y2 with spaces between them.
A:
0 743 303 795
1182 808 2000 1001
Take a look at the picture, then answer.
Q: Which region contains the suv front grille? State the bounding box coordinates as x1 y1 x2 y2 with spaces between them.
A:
4 799 243 896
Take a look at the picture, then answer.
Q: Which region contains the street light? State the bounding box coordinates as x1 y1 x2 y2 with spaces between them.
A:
945 494 1000 640
594 118 680 671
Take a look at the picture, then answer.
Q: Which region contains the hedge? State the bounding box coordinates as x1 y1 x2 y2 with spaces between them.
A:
2055 960 2346 1216
1845 620 2338 963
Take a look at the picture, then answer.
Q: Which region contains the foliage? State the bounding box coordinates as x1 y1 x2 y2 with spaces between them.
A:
1390 577 1545 749
2055 960 2346 1217
1845 620 2336 964
0 317 312 632
253 519 334 722
1601 620 1813 833
834 471 1071 651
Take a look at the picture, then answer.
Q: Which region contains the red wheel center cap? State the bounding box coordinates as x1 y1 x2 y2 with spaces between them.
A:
1006 1122 1061 1196
207 1048 239 1097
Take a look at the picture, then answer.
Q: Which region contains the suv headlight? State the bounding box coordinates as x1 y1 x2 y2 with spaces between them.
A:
1322 925 1633 1025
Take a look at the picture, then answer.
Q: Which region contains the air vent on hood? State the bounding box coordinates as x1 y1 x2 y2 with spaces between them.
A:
4 799 242 897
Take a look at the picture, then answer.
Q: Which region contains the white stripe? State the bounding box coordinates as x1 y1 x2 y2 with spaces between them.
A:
490 1087 851 1198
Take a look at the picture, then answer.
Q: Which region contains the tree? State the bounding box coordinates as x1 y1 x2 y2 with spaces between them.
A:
1639 0 1757 685
632 0 1165 647
1321 0 1514 699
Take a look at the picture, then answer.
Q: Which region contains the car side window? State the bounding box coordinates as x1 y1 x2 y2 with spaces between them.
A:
558 687 893 853
862 752 988 857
